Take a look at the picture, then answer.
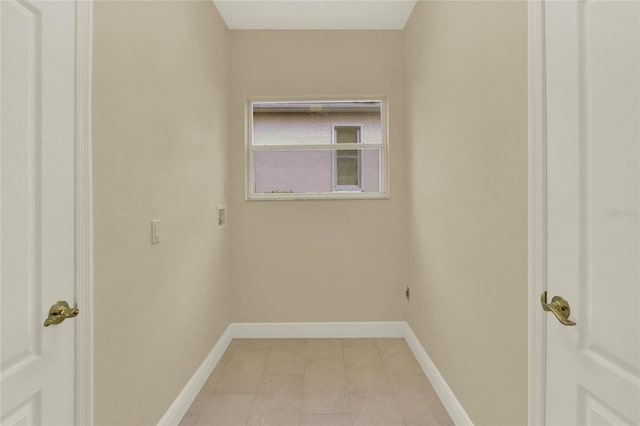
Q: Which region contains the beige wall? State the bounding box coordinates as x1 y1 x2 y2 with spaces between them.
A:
229 31 409 322
92 2 230 424
403 2 528 425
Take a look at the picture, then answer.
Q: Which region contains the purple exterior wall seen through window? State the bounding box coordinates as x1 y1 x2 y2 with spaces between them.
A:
254 150 380 193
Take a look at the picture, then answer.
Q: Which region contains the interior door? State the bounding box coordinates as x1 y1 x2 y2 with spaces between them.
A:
1 1 78 424
544 1 640 425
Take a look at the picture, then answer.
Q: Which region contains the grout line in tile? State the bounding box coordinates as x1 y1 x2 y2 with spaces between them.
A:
244 392 258 426
300 339 308 426
377 340 407 426
261 338 276 376
340 339 355 426
243 339 277 425
387 373 409 426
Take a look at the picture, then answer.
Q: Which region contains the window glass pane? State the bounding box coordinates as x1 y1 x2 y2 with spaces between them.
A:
336 126 359 144
360 149 381 192
337 156 359 186
252 101 381 145
254 150 331 194
253 149 381 194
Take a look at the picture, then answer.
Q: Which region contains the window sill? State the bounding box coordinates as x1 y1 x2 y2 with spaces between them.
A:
246 192 389 201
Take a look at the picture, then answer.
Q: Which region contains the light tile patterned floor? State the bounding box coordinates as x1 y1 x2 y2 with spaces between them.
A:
179 338 453 426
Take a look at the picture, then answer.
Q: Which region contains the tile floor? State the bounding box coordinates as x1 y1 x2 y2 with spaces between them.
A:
179 338 453 426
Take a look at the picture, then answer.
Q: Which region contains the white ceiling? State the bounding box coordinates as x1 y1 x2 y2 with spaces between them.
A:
213 1 417 30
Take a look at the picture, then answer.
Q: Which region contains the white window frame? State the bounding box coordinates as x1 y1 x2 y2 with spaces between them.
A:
332 125 362 192
246 98 389 201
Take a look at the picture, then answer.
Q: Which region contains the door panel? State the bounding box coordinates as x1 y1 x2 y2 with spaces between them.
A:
1 1 77 424
545 1 640 425
1 0 41 374
578 1 639 374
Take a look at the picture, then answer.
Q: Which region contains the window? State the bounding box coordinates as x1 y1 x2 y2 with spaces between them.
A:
333 126 362 191
247 99 388 200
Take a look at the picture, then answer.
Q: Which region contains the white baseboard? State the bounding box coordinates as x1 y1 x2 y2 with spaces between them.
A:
157 324 233 426
158 321 472 426
230 321 408 338
403 326 474 426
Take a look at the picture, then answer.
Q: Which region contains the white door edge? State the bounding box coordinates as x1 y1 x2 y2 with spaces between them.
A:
74 1 94 424
528 1 547 425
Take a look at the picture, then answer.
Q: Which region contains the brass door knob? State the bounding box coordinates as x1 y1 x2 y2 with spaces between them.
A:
44 300 79 327
541 291 576 326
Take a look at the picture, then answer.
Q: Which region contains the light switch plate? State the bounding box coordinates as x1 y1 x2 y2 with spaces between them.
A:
151 220 160 244
217 206 227 229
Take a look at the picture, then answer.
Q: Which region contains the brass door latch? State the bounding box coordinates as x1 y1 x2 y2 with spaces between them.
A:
541 291 576 326
44 300 79 327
